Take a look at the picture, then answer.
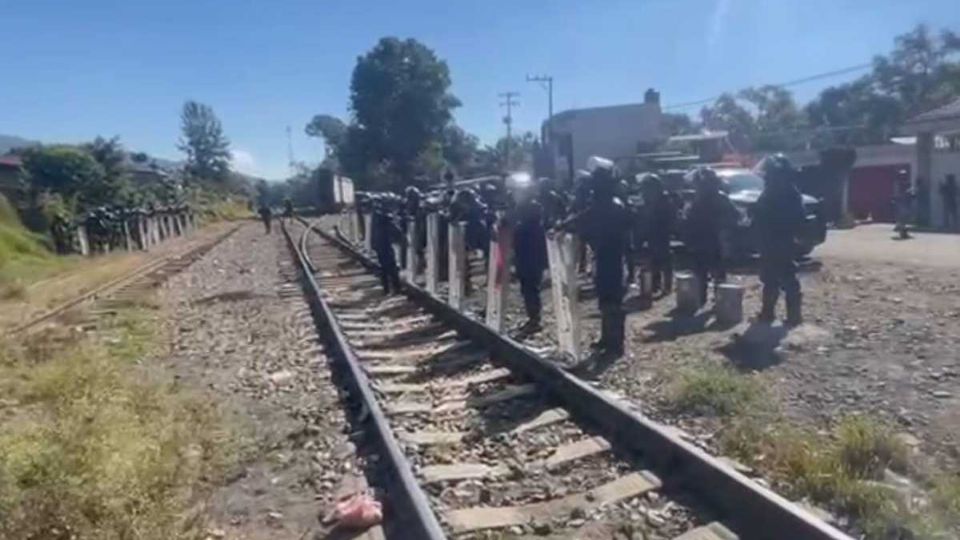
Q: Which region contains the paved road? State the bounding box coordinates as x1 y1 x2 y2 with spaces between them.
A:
816 224 960 268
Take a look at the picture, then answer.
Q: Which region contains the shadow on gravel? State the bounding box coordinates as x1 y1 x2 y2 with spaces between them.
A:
717 322 789 371
642 307 737 343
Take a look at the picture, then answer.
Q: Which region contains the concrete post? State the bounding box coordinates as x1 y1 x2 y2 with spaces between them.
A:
447 221 466 310
484 214 512 332
405 220 420 282
76 225 90 256
715 283 744 325
425 213 439 294
916 131 934 227
122 220 132 252
363 213 373 252
351 211 361 244
150 217 161 246
675 272 700 314
546 231 581 362
138 218 149 251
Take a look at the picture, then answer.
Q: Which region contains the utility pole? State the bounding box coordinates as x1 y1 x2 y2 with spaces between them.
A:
526 75 553 143
499 91 519 171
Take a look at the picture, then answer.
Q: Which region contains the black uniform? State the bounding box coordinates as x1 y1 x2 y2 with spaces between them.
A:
258 205 272 234
638 184 675 294
513 198 548 328
685 177 737 305
755 169 806 325
566 171 631 356
371 206 402 294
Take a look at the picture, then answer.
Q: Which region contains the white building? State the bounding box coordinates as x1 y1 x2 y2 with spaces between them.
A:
545 89 664 181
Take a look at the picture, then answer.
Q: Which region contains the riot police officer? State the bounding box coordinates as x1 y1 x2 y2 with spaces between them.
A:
684 167 737 306
258 204 272 234
371 195 402 295
754 155 806 325
638 174 675 294
512 187 548 333
562 166 631 357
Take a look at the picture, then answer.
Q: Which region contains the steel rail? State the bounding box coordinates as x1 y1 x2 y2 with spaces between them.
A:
307 217 854 540
6 224 242 337
279 218 447 540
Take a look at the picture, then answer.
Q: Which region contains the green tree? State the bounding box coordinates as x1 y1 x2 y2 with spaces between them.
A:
82 136 131 204
305 114 348 152
178 101 231 183
440 124 479 175
661 113 696 137
348 37 461 186
738 85 806 150
872 25 960 116
700 94 757 151
20 146 105 206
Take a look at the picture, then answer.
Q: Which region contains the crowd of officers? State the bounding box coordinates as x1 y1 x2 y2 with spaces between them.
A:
359 155 808 359
50 203 194 255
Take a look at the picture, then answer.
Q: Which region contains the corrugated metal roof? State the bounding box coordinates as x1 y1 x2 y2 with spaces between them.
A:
907 98 960 124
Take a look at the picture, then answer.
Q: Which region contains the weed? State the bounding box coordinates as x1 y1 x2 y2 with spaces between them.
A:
669 363 765 416
0 306 235 540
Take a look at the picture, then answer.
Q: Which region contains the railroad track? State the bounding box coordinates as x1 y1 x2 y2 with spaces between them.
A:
282 217 852 540
7 223 242 337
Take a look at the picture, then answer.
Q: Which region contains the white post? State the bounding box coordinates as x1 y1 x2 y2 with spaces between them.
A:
485 214 512 331
351 210 361 244
151 217 161 246
425 213 439 294
363 213 373 252
405 220 419 282
716 283 744 325
448 221 466 310
675 272 701 314
76 225 90 256
138 218 149 251
122 220 132 252
546 231 581 361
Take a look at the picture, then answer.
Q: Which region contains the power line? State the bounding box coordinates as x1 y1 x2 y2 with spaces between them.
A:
663 62 873 111
499 91 520 168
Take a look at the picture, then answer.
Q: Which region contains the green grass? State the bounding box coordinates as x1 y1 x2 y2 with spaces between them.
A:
0 194 63 297
668 363 765 416
0 303 236 540
719 415 957 539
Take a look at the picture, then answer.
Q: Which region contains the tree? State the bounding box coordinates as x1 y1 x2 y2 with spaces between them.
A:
19 146 108 224
700 94 757 151
873 25 960 116
83 136 130 204
178 101 231 183
305 114 348 152
440 125 479 175
738 85 806 150
661 113 696 137
348 37 461 186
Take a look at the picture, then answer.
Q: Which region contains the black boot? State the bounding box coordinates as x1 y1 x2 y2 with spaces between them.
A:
785 292 802 326
757 287 777 323
608 311 625 357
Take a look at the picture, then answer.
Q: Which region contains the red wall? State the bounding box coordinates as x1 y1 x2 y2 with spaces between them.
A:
849 164 909 223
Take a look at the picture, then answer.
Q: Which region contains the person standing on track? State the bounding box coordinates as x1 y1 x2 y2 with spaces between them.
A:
684 167 737 307
371 196 402 295
258 204 272 234
754 155 806 326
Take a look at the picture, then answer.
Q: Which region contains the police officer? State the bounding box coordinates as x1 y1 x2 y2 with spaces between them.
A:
639 174 675 294
562 166 631 357
512 186 548 333
754 155 806 325
403 186 426 272
283 197 294 218
684 167 737 306
258 204 272 234
449 188 489 296
371 195 402 295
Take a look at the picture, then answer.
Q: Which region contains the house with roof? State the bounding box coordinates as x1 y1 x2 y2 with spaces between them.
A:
902 98 960 228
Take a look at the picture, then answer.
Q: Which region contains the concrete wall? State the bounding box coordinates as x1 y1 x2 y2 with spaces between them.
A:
551 103 663 172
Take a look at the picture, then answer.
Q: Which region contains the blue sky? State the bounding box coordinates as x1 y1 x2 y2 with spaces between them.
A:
1 0 957 179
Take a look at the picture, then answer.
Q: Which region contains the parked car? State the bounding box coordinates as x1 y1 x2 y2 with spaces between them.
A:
676 168 827 258
719 168 827 257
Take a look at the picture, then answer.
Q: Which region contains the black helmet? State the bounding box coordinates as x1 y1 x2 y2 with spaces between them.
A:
639 173 663 192
756 154 796 183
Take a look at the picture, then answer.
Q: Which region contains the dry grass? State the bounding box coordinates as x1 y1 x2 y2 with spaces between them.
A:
720 415 957 539
0 303 236 540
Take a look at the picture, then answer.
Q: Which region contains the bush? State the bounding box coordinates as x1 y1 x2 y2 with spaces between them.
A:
669 363 765 416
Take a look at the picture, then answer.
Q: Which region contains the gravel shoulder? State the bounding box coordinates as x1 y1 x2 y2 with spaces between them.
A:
154 222 377 540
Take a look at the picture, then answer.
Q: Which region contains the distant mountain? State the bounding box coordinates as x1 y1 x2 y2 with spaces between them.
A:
0 134 40 155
